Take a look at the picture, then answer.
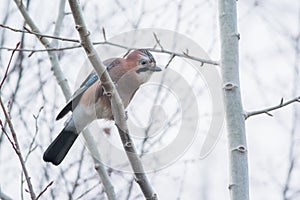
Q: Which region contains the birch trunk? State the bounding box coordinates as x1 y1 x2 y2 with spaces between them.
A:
218 0 250 199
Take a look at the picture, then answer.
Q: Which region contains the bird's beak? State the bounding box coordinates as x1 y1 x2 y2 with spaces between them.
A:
149 65 162 72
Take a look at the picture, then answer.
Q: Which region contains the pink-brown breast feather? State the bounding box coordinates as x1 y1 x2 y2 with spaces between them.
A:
78 57 144 119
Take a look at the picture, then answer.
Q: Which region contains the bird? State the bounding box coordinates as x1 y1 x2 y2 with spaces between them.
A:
43 49 162 165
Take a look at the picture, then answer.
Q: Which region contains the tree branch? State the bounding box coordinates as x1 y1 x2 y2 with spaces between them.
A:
12 1 116 199
12 0 72 100
0 42 20 89
35 181 54 200
0 42 36 200
0 24 219 66
0 24 79 43
245 96 300 119
0 97 37 200
0 190 13 200
67 0 157 199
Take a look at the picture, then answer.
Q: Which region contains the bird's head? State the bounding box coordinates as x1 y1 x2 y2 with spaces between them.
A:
126 49 162 82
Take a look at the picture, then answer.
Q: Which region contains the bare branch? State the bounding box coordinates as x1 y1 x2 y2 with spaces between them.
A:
12 1 116 199
153 32 164 50
0 45 82 53
67 0 157 199
0 24 79 43
102 27 107 41
0 190 13 200
0 99 36 200
165 54 176 68
82 129 117 200
0 42 20 89
35 181 54 200
0 24 219 66
0 40 36 199
245 96 300 119
51 0 67 47
10 0 72 99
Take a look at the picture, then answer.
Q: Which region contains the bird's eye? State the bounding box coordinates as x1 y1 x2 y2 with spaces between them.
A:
140 60 147 65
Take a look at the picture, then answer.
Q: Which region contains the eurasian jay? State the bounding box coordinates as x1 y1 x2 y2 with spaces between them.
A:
43 49 161 165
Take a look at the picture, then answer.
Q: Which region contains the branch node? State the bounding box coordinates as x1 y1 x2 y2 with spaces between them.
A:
183 49 190 57
228 183 236 190
102 86 113 97
153 32 163 50
243 110 248 119
102 27 107 41
94 163 101 170
232 145 247 153
279 97 284 106
75 24 83 30
165 54 175 69
124 142 132 148
264 111 273 117
238 145 246 153
23 26 31 33
223 82 238 90
84 30 90 37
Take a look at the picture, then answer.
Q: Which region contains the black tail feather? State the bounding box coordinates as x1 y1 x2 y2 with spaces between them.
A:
43 129 78 166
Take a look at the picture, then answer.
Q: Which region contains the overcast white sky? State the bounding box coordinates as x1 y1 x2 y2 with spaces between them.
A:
0 0 299 199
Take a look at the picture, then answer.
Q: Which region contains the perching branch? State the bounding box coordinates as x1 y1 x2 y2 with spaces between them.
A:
245 96 300 119
67 0 157 199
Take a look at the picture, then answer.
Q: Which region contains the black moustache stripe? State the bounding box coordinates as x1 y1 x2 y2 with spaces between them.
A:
136 66 149 73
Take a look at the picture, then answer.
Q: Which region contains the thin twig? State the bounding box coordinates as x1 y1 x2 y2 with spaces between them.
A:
153 32 163 50
12 1 117 199
245 96 300 119
165 54 175 68
0 41 36 200
24 106 44 162
12 0 72 99
35 181 54 200
0 45 82 53
102 27 107 41
0 98 36 200
0 42 20 89
0 24 79 43
0 24 219 66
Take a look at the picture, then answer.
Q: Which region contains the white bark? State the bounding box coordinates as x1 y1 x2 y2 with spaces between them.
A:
218 0 249 199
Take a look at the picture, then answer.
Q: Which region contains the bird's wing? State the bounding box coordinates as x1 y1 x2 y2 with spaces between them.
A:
56 72 99 120
56 59 117 120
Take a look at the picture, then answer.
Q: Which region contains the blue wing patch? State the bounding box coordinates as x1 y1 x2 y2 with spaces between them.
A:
84 72 99 87
81 63 116 88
